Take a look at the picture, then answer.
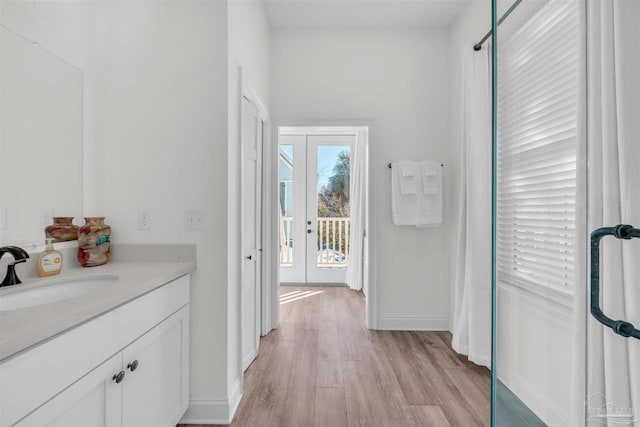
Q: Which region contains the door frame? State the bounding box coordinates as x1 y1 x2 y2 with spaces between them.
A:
272 123 377 330
278 133 356 284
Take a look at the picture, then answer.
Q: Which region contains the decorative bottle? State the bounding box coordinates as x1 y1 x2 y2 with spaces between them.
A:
45 217 79 242
77 217 111 267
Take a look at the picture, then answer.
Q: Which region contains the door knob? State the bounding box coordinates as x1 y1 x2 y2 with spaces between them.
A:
113 371 125 384
307 229 313 234
127 360 139 372
307 221 312 225
246 255 253 260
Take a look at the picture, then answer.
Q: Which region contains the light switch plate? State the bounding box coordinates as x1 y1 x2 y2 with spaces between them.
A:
185 210 206 231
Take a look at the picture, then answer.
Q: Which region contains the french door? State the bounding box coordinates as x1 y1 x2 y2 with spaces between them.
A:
279 132 354 284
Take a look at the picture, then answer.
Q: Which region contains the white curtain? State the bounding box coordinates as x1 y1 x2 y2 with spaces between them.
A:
451 43 492 368
346 129 367 291
571 1 640 425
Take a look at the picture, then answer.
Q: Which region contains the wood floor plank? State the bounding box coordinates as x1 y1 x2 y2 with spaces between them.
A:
316 357 343 387
342 360 383 427
399 331 486 427
377 330 442 405
233 340 296 427
282 329 318 427
444 367 491 422
413 331 467 369
314 387 348 427
410 405 452 427
366 349 418 427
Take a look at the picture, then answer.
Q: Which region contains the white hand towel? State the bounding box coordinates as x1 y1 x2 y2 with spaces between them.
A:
391 161 419 225
422 162 440 194
398 161 417 194
416 160 443 227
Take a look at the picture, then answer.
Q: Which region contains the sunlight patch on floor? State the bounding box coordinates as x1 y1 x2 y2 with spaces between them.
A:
279 290 325 305
280 290 303 298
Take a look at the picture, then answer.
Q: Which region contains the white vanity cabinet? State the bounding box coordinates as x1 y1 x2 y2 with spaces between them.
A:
0 274 190 427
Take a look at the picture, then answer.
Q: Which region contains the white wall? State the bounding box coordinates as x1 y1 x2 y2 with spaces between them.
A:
91 0 230 409
271 29 452 328
226 0 270 408
449 2 573 424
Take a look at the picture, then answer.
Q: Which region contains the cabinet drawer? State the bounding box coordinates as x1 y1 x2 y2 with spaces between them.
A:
0 274 189 426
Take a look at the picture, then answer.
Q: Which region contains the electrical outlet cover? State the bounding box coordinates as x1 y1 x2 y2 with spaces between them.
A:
137 209 152 231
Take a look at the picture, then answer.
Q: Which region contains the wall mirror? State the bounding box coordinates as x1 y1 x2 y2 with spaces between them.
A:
0 26 83 246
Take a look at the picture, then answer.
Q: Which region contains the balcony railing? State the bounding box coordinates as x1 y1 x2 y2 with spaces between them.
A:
317 217 350 267
280 216 294 265
279 216 350 267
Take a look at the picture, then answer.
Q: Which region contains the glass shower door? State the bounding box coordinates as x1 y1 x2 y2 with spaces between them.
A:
491 0 640 425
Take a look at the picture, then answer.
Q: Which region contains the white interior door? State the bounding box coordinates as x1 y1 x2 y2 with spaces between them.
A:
241 97 262 371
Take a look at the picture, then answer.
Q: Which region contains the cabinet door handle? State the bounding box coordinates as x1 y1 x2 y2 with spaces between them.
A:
127 360 139 372
113 371 125 384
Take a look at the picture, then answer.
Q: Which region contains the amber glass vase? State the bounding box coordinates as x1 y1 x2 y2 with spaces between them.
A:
45 217 79 242
77 217 111 267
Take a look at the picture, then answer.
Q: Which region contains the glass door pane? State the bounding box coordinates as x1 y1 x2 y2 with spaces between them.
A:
306 136 354 284
278 134 306 283
492 0 584 425
279 144 294 267
316 145 350 268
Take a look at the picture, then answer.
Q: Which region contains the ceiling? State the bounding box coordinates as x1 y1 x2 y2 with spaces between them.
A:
263 0 476 30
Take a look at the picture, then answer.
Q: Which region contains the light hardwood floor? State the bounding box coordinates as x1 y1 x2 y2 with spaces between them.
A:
179 286 490 427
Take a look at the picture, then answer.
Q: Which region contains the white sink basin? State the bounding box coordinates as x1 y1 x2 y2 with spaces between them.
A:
0 276 118 312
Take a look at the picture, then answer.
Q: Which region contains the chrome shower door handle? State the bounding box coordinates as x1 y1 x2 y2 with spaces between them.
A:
590 224 640 340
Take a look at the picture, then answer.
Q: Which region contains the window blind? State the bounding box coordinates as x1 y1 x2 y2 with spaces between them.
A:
497 0 580 291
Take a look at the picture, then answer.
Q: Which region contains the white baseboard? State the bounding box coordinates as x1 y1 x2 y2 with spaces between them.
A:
179 378 243 425
228 377 243 422
376 315 449 331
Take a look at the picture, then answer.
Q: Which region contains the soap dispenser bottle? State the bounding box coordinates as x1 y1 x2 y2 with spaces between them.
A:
37 238 63 277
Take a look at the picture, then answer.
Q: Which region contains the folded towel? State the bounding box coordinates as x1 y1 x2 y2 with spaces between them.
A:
422 162 440 194
391 161 419 225
416 161 443 227
398 161 417 195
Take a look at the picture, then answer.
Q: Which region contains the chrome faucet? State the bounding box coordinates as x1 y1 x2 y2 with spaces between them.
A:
0 246 30 287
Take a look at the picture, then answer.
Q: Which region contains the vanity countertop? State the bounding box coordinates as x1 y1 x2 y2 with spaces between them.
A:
0 260 195 361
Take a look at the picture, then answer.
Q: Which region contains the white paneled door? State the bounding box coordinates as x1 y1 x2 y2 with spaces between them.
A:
241 97 262 371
